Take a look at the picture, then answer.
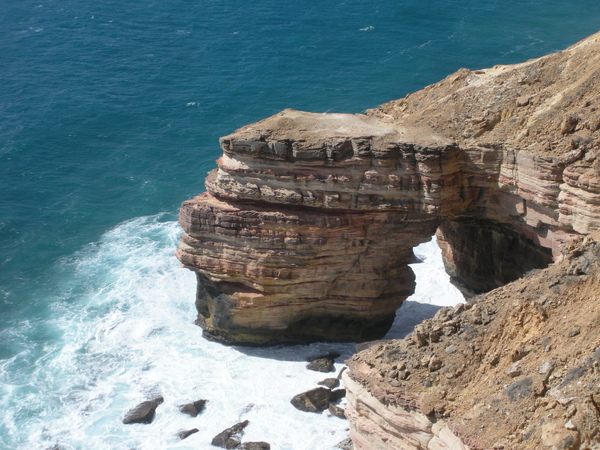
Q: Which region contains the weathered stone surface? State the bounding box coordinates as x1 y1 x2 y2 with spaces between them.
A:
211 420 249 449
122 397 164 425
178 428 199 440
436 219 553 296
342 371 467 450
177 31 600 346
290 387 332 413
307 353 339 372
177 193 431 345
318 378 340 389
178 399 207 417
239 442 270 450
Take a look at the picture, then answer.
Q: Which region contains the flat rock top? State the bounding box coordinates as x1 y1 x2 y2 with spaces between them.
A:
223 31 600 159
222 108 450 148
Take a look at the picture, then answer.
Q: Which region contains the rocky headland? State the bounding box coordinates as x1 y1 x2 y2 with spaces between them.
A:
177 32 600 447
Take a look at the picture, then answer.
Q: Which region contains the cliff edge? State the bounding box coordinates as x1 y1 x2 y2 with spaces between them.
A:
177 31 600 346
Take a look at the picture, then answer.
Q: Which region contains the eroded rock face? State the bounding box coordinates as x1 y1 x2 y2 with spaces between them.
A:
436 219 554 296
177 32 600 345
343 233 600 449
177 192 435 345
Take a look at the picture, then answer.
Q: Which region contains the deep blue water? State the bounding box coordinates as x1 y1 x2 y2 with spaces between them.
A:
1 0 599 447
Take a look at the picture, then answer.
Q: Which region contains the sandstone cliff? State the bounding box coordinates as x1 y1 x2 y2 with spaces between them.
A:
344 232 600 449
177 32 600 346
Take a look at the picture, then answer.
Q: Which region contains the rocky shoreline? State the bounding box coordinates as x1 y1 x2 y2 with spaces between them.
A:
118 353 351 449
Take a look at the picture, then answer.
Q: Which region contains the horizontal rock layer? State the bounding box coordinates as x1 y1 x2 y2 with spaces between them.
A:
177 193 435 344
342 369 468 450
177 32 600 347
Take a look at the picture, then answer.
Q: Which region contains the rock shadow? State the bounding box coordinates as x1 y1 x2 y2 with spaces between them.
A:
232 342 356 364
383 300 443 340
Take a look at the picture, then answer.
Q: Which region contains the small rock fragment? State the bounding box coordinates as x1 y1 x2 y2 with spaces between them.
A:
211 420 250 449
179 399 208 417
240 442 271 450
178 428 199 440
549 388 576 406
568 328 580 337
445 344 458 355
328 403 346 419
505 377 533 401
318 378 340 389
505 362 522 378
539 360 555 375
428 355 444 372
561 115 578 134
511 346 531 362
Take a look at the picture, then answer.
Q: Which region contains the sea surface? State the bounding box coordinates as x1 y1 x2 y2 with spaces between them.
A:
1 1 599 448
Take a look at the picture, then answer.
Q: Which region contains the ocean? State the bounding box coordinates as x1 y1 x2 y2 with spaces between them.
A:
1 1 599 448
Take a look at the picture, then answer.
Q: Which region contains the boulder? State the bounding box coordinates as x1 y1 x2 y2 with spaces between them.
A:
335 437 353 450
211 420 249 449
240 442 270 450
328 403 346 419
307 353 340 372
179 399 208 417
318 377 339 389
290 387 331 412
122 397 164 425
178 428 199 440
331 389 346 402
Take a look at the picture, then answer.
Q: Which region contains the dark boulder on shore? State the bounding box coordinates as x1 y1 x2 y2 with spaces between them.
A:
307 353 340 373
211 420 250 449
335 437 353 449
290 387 332 412
328 403 346 419
318 377 340 389
179 398 208 417
240 442 271 450
331 389 346 402
178 428 199 440
122 396 164 424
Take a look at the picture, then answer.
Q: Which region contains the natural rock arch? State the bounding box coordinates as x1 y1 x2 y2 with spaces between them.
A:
177 110 579 345
177 34 600 345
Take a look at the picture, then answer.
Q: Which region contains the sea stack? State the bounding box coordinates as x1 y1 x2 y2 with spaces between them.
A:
177 31 600 346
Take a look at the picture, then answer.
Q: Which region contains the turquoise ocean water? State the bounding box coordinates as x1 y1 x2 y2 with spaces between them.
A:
1 1 600 448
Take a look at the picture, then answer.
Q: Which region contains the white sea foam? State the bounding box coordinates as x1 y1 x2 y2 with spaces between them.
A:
385 236 465 339
0 217 462 449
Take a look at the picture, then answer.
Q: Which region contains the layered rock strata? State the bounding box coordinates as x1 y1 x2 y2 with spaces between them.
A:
343 233 600 449
177 32 600 345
